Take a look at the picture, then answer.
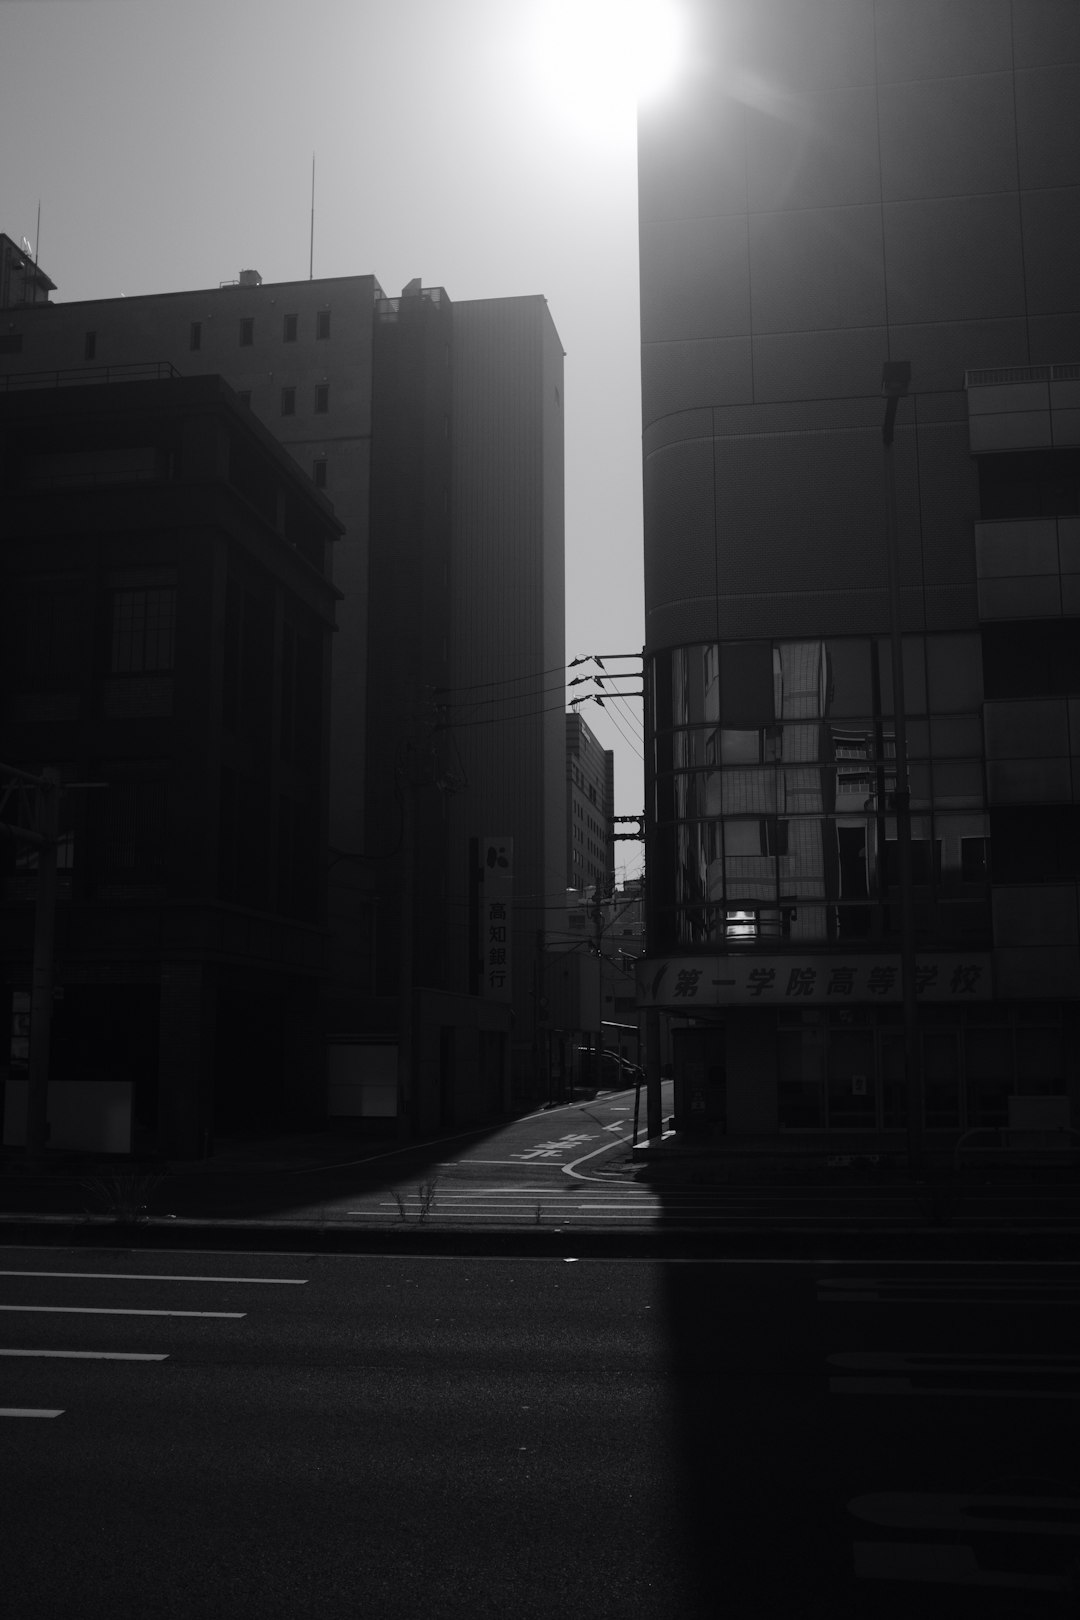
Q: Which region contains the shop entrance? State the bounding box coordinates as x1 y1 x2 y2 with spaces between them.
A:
673 1025 726 1134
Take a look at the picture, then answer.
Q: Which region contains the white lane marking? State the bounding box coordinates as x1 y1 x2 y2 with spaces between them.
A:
832 1377 1080 1398
562 1134 634 1182
0 1408 63 1419
0 1348 168 1360
826 1277 1080 1290
0 1271 306 1285
851 1491 1080 1538
831 1351 1080 1372
820 1277 1080 1304
439 1159 562 1167
830 1348 1080 1397
0 1306 244 1318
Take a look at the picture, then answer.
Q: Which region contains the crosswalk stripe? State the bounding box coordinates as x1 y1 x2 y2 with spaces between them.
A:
0 1305 244 1318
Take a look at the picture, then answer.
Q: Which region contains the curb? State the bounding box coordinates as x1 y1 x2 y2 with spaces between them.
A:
1 1213 1078 1260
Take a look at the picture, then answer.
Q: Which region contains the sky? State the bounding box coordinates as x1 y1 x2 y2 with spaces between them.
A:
1 0 655 873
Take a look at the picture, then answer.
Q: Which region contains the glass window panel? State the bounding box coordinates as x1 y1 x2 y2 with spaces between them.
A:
782 766 825 813
778 1028 824 1127
880 1030 908 1128
825 639 872 716
907 720 930 759
931 761 984 809
724 819 762 857
931 714 983 757
720 642 775 727
778 641 826 721
927 633 984 711
923 1031 961 1128
720 729 760 764
877 635 927 714
827 1030 876 1128
1015 1026 1063 1088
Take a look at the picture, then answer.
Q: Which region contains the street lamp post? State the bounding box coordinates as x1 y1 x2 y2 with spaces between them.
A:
881 361 923 1181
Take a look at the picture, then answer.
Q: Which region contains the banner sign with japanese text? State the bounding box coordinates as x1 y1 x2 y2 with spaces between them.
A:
637 953 993 1008
481 836 513 1002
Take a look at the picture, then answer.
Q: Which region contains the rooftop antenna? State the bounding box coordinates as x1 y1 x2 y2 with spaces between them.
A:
309 154 315 280
31 200 41 304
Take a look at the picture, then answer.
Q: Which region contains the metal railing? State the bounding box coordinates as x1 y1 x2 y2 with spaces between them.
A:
965 362 1080 387
0 360 182 391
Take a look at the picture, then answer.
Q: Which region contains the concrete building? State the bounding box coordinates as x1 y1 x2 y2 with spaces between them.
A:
0 373 340 1156
637 0 1080 1149
1 260 565 1124
565 712 614 896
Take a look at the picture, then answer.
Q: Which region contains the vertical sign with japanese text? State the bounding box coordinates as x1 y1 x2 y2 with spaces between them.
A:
481 836 513 1002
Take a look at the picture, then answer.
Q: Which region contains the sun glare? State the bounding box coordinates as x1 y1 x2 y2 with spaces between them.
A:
528 0 685 138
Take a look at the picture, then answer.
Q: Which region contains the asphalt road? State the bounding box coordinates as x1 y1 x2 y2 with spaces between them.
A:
1 1246 1078 1619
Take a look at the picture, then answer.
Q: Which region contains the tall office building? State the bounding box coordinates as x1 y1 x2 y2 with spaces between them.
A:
1 259 564 1126
565 712 614 896
638 0 1080 1145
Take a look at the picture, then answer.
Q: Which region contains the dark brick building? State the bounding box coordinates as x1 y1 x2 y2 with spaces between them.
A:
0 371 340 1156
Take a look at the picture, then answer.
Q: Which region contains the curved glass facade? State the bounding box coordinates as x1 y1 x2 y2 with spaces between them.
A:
647 635 991 954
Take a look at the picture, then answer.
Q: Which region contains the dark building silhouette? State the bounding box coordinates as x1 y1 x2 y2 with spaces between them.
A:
638 0 1080 1145
0 264 565 1130
0 373 340 1154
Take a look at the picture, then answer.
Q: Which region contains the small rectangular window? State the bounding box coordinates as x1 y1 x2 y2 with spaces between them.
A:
237 390 252 407
283 313 298 342
84 331 97 361
189 321 202 352
239 317 254 347
281 386 296 417
110 587 176 674
314 384 329 414
0 333 23 354
315 309 330 340
312 459 327 490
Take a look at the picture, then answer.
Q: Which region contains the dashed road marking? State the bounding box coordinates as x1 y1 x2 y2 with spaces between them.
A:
0 1305 244 1319
0 1407 63 1419
0 1271 306 1285
0 1348 168 1360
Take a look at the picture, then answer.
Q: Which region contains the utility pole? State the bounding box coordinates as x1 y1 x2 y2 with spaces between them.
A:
882 361 923 1181
395 749 417 1141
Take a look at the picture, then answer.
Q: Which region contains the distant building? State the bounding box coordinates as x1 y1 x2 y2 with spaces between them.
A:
638 0 1080 1145
565 712 614 896
0 232 54 317
0 257 565 1123
0 373 340 1156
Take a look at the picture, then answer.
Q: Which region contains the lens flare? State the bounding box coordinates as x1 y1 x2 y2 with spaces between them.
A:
528 0 685 137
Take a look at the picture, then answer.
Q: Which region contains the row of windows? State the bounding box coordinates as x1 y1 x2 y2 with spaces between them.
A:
281 384 329 416
198 310 331 351
0 311 333 364
653 629 1079 738
775 1014 1066 1132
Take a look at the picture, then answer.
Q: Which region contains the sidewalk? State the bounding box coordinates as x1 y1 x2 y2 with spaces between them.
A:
2 1124 1080 1256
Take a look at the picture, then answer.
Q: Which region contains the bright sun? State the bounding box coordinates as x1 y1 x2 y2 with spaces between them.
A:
527 0 685 137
